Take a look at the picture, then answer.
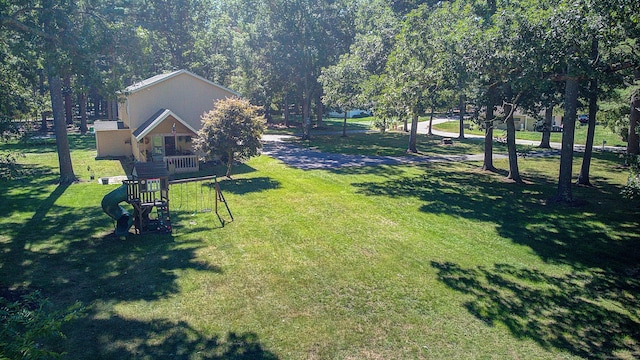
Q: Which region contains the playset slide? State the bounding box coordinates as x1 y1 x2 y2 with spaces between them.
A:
101 184 134 236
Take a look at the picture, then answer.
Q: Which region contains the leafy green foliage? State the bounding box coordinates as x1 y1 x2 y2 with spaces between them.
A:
0 151 22 181
195 98 266 177
0 291 83 360
622 155 640 199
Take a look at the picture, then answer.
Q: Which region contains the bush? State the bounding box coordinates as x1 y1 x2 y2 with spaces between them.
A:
373 118 387 133
194 98 266 178
622 155 640 200
0 290 83 359
0 152 23 181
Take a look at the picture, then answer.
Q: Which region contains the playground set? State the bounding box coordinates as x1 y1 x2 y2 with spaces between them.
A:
101 162 233 236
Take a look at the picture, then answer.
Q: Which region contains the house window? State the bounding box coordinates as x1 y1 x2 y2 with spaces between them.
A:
152 135 164 158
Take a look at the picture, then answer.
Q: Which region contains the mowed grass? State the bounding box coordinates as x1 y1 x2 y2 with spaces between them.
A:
296 130 506 157
1 134 639 359
433 119 625 147
265 116 375 135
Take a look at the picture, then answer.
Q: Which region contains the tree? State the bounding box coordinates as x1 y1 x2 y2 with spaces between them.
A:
546 0 636 202
0 0 113 184
385 41 431 153
625 73 640 159
132 0 207 69
319 53 367 137
323 0 403 133
244 0 355 138
195 98 266 178
382 2 454 153
576 38 599 186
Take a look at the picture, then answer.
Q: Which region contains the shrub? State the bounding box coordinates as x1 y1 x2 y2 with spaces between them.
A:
0 290 83 359
194 98 266 178
622 155 640 200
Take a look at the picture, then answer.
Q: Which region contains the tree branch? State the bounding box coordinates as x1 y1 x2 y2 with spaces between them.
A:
0 15 55 41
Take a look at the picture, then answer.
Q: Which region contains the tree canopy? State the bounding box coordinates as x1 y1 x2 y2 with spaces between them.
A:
194 97 266 178
1 0 639 200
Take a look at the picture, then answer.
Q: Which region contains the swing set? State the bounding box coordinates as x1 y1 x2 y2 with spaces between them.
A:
169 175 234 227
102 161 233 236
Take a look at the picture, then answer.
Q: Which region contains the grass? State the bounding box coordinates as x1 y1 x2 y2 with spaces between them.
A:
433 119 626 147
265 116 375 135
1 132 639 359
295 131 503 157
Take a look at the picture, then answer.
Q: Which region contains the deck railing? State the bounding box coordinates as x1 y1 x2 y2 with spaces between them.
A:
164 155 199 174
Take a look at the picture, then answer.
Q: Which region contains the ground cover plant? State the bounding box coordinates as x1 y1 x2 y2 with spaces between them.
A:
1 133 639 359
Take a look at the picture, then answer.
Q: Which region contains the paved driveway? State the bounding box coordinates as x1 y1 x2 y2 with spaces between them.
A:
261 117 618 170
261 133 493 170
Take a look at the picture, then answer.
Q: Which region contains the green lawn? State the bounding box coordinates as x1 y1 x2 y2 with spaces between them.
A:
265 116 375 135
295 131 508 157
433 119 626 147
1 134 639 359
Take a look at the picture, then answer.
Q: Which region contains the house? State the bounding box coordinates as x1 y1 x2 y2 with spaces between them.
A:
94 69 240 173
494 111 563 132
327 109 372 118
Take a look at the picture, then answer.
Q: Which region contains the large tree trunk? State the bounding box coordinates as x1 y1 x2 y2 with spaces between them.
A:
554 65 579 203
47 65 77 184
482 89 497 172
407 112 419 153
539 107 553 148
427 108 434 136
577 38 600 186
43 0 76 184
458 94 465 139
504 103 522 183
577 77 598 186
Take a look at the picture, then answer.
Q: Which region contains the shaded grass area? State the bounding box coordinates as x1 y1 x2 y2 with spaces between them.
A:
1 133 639 359
293 130 512 157
3 134 126 182
265 116 373 135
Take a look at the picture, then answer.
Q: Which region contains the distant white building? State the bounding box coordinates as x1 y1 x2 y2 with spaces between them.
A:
327 109 372 118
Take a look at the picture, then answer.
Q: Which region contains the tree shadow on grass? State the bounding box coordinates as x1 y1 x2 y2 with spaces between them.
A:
302 132 489 157
329 164 409 177
0 182 278 358
218 177 281 195
67 315 278 359
431 261 640 359
0 163 59 217
351 162 640 358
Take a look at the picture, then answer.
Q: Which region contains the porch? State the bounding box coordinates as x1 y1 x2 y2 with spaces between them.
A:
131 109 201 174
163 154 199 174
